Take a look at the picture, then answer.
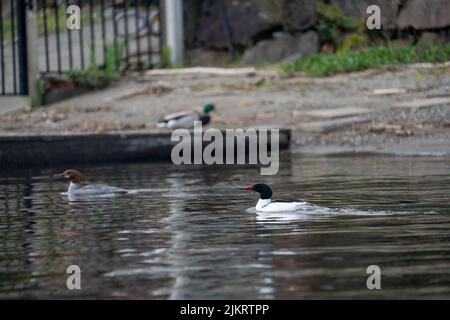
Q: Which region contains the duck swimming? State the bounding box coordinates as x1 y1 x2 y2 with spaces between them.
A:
240 183 307 213
157 103 216 129
54 169 128 195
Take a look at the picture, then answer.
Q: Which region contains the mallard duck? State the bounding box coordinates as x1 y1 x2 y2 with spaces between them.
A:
157 103 216 129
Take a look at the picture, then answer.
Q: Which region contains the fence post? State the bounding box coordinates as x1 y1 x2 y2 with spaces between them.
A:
26 0 39 104
163 0 184 67
16 0 28 95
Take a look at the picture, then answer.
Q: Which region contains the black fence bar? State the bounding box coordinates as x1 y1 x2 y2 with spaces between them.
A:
134 0 141 67
66 0 73 69
0 1 5 94
78 0 85 69
89 0 95 63
157 0 163 67
54 2 62 72
10 0 17 94
42 0 50 72
16 0 28 95
145 0 152 67
112 0 119 69
100 0 106 65
123 1 129 66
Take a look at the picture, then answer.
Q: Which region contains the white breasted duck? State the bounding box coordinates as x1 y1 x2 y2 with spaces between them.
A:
240 183 307 213
157 103 216 129
54 169 128 195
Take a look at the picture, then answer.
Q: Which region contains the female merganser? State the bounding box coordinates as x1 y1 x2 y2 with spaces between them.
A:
240 183 307 213
157 103 216 129
54 169 128 195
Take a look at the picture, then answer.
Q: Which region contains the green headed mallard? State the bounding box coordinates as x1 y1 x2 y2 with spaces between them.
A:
157 103 216 129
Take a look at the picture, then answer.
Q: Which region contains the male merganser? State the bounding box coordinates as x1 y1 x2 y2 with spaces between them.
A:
54 169 128 195
240 183 307 213
157 103 216 129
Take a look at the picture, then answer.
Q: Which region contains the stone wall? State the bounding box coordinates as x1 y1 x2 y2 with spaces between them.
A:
184 0 450 66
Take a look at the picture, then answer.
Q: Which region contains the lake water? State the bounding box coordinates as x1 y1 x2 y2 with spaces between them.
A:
1 155 449 299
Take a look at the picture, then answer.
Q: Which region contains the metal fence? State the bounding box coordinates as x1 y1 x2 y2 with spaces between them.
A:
0 0 163 96
0 0 28 95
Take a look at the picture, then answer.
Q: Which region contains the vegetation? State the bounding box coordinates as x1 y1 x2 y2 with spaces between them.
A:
33 41 125 106
338 33 367 53
162 45 172 68
317 3 360 32
282 45 450 77
65 41 125 88
34 77 46 107
317 3 360 45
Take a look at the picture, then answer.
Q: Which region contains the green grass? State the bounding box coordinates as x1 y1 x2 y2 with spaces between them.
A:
161 45 172 68
317 2 359 31
282 45 450 77
64 40 125 88
33 77 46 107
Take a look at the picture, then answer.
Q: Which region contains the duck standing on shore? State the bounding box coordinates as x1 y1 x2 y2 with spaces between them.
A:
54 169 128 195
157 103 216 129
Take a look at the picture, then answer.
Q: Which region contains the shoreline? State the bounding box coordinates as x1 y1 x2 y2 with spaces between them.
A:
1 63 449 165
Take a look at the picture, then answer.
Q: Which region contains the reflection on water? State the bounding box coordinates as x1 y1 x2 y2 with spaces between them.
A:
0 156 449 299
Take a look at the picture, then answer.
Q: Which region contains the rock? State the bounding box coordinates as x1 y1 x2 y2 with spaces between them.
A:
243 31 319 66
298 117 370 133
281 0 317 31
397 0 450 30
246 76 265 87
183 0 203 48
417 32 447 53
368 123 413 137
295 107 373 120
329 0 399 27
388 37 415 48
196 0 280 49
363 88 407 96
196 0 316 49
186 48 230 67
392 97 450 110
43 75 76 91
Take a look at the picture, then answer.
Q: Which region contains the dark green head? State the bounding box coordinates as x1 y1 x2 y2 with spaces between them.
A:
203 104 216 114
240 183 273 199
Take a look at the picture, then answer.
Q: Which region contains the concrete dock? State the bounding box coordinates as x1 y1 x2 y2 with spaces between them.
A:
0 128 291 168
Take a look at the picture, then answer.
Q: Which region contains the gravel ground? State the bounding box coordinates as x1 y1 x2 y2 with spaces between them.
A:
0 63 449 156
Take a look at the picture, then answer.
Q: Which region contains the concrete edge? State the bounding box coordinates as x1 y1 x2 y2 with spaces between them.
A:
0 128 291 168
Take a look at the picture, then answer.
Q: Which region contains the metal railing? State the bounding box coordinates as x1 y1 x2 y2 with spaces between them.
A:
0 0 163 96
0 0 25 95
39 0 162 72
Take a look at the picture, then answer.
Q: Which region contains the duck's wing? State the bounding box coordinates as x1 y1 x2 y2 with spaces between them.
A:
272 198 308 205
157 111 201 128
160 111 199 122
73 184 128 195
272 198 303 203
160 111 201 129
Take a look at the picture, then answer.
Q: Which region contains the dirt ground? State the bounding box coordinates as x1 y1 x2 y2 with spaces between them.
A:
1 64 450 156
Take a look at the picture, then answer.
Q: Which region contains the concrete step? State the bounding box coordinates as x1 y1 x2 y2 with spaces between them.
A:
392 97 450 110
298 116 370 133
294 106 373 120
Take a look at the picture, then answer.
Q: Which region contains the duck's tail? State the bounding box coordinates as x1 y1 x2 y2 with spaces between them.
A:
157 121 167 128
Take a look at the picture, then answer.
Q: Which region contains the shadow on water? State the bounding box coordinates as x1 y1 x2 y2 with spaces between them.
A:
0 155 450 299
